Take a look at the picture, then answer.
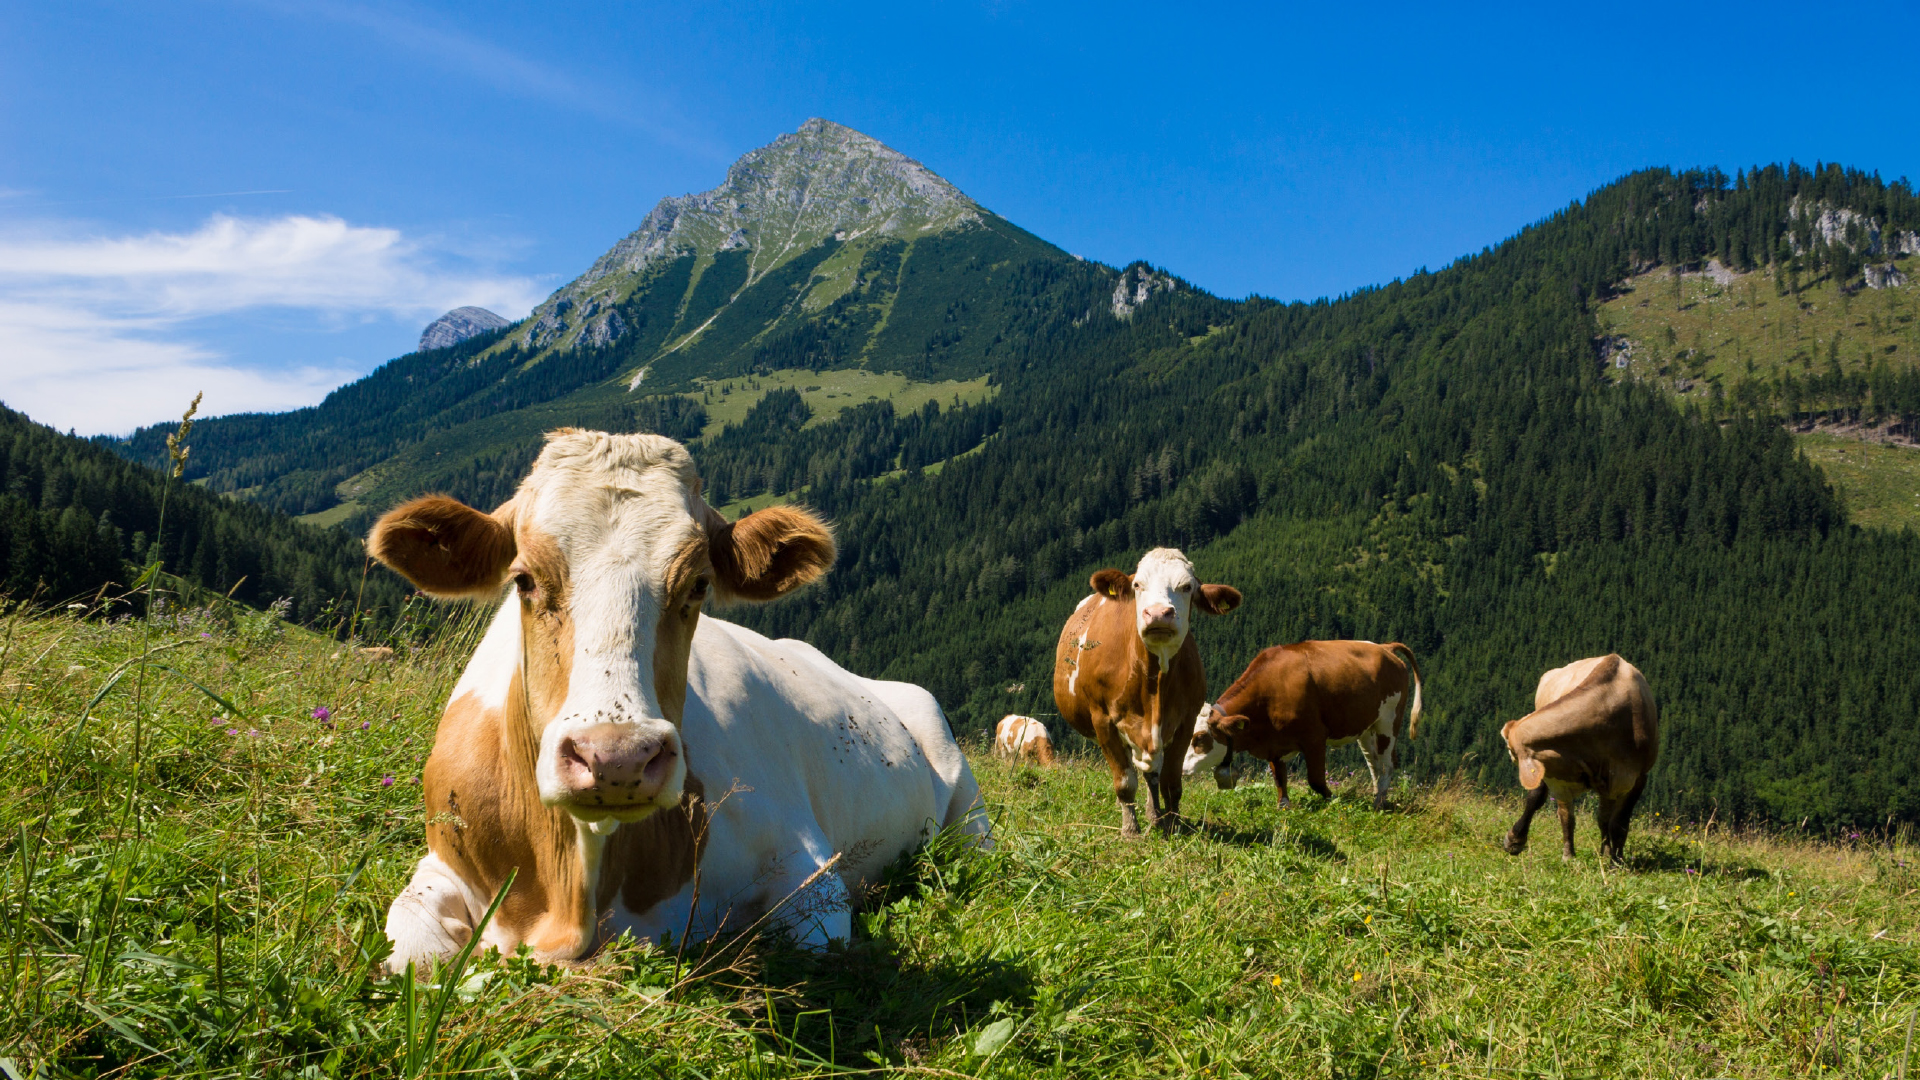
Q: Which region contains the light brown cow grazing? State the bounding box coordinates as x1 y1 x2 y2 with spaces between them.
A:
1054 548 1241 837
1183 640 1422 810
994 715 1055 765
1500 654 1659 862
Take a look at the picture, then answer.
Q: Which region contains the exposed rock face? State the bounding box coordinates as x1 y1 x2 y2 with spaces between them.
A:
523 118 985 351
1111 264 1178 319
1866 264 1909 290
1789 198 1883 255
419 307 510 352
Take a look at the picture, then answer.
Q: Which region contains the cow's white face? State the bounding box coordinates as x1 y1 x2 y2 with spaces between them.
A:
1181 703 1237 789
369 430 834 830
513 433 711 826
1129 547 1200 658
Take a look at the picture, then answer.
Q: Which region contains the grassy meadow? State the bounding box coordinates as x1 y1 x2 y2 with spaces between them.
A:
1 603 1917 1078
686 370 995 440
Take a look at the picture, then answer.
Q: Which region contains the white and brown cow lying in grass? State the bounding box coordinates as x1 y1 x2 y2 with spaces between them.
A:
1184 640 1422 810
993 714 1055 765
1054 548 1241 837
1501 654 1659 862
369 430 989 970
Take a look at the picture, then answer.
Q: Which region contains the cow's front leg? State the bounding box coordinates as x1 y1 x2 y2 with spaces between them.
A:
1142 769 1164 829
1504 785 1548 854
1095 725 1146 839
1302 741 1333 799
1156 768 1185 836
383 851 483 975
1270 757 1291 808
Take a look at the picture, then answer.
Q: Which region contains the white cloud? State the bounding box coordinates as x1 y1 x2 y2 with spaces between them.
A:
0 213 546 434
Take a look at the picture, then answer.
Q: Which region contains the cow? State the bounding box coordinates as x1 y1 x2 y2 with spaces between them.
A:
993 714 1056 765
1053 548 1241 838
1183 640 1422 810
368 429 990 971
1500 654 1658 862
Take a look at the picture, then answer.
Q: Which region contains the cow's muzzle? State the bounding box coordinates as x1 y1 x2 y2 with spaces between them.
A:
552 722 678 817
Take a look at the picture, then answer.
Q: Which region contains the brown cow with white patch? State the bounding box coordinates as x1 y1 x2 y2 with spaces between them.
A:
1500 654 1658 862
994 714 1055 765
370 430 989 969
1054 548 1241 837
1183 640 1422 810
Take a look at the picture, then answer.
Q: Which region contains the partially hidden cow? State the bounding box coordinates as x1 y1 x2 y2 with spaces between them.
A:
1183 640 1422 810
1054 548 1241 837
993 714 1055 765
369 430 989 971
1500 654 1658 862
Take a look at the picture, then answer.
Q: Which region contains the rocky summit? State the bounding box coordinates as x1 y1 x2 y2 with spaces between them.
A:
419 306 510 352
522 119 985 351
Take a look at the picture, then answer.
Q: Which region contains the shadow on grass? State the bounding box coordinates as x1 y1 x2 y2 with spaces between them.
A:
1623 843 1773 881
1188 816 1348 861
751 937 1037 1068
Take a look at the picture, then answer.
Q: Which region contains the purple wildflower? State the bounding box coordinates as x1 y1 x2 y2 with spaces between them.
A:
226 728 239 736
312 706 332 722
1685 868 1697 875
247 729 260 738
200 632 212 639
381 775 395 788
360 720 369 731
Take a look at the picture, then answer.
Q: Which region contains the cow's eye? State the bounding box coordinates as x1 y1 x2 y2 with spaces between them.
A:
690 576 710 599
1131 580 1141 590
512 571 536 595
1178 582 1192 592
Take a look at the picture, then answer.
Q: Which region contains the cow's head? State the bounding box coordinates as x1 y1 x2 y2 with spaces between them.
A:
1181 703 1240 789
1498 718 1545 789
1089 547 1240 663
369 430 834 827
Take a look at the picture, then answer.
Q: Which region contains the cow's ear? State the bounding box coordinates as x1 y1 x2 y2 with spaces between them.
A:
1212 713 1251 739
708 505 835 602
368 496 517 600
1196 584 1242 615
1516 757 1546 790
1089 569 1130 599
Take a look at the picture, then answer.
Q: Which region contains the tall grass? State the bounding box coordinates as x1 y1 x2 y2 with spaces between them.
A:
0 605 1914 1077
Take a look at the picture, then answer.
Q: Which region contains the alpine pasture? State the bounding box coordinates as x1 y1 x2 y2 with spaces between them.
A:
1 601 1916 1078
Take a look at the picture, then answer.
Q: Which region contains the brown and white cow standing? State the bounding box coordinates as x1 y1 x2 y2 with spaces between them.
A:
1054 548 1241 837
993 714 1055 765
1500 654 1658 862
1183 640 1422 810
368 430 989 969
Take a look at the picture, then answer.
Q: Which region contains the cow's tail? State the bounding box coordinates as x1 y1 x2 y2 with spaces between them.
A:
1386 643 1423 740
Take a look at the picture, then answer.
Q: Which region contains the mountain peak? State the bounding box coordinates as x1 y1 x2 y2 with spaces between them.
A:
522 120 984 351
419 306 508 352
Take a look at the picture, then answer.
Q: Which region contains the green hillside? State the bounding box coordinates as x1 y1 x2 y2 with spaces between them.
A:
1599 250 1920 528
0 403 412 631
103 147 1920 828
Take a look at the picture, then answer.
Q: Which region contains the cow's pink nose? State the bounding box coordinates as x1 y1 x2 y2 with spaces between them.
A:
1141 605 1177 632
555 724 675 806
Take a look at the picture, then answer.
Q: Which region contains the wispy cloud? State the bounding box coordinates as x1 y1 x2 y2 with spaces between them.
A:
251 0 728 161
0 213 547 434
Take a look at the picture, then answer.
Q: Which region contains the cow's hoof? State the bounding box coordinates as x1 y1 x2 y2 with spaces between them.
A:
1120 826 1143 840
1276 797 1292 810
1502 835 1525 855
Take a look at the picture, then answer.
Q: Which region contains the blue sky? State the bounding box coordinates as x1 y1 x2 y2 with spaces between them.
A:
4 1 1918 434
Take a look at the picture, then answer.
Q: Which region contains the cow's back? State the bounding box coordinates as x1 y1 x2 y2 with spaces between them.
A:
629 618 982 929
1219 640 1407 737
1508 655 1659 786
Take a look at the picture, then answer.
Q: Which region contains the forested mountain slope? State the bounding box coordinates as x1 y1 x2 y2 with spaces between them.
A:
110 149 1920 827
0 405 409 625
111 120 1137 530
717 164 1920 828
